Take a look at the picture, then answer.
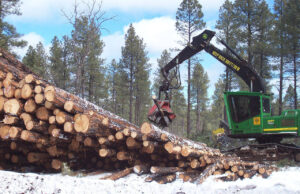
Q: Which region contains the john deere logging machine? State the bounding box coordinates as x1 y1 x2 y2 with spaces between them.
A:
148 29 300 143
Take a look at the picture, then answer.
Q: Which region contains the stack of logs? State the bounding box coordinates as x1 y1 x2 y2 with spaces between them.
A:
0 48 276 184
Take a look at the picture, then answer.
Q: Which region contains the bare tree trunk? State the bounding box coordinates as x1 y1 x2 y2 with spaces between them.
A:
293 54 297 109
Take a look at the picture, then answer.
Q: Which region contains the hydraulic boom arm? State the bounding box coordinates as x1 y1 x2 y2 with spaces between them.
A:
148 29 266 127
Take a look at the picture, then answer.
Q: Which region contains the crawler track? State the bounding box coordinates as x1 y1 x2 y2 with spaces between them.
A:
224 143 300 162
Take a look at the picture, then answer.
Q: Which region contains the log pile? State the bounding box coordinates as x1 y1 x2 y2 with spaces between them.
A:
0 48 277 184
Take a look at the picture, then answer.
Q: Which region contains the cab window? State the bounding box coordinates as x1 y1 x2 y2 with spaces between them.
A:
229 95 260 123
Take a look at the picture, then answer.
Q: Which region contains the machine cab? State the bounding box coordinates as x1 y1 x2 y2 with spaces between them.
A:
223 91 271 138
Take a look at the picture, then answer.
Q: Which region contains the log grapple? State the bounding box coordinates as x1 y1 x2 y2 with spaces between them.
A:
148 98 176 128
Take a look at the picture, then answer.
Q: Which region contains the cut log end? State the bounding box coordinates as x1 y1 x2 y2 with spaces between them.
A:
74 114 89 133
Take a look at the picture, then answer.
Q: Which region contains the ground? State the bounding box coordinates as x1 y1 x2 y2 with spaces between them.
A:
1 167 300 194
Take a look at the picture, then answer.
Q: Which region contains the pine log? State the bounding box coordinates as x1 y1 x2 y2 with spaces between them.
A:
24 74 34 84
100 167 133 181
243 170 257 179
99 148 116 157
51 159 62 170
24 99 37 113
141 122 169 142
46 145 65 157
21 84 33 99
34 93 44 104
21 130 47 145
25 120 47 132
20 113 32 124
63 122 73 133
115 131 124 140
4 99 22 115
155 173 176 184
0 125 10 139
0 96 7 111
14 88 21 99
27 152 50 163
36 107 50 121
83 137 97 147
3 115 19 125
10 141 17 150
9 126 22 139
4 85 15 98
126 137 141 149
133 164 150 175
150 166 182 175
116 151 134 161
56 111 72 125
34 85 43 94
196 162 222 184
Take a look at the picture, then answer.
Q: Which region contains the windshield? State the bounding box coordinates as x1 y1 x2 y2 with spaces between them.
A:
229 95 260 123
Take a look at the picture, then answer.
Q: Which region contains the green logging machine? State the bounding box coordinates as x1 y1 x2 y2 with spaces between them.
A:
147 29 300 143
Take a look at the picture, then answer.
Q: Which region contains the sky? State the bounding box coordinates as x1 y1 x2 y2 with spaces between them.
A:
7 0 275 100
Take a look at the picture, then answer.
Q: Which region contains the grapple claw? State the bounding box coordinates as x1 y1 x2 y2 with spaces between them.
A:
147 99 176 128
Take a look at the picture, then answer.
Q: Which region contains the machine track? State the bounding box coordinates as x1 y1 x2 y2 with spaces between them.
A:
223 143 300 162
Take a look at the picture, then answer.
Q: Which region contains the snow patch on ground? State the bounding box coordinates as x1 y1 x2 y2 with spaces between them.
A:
1 167 300 194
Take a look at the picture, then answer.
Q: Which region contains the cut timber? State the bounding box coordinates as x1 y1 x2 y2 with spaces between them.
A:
20 130 46 144
63 122 73 133
51 159 62 170
4 99 22 115
27 152 49 163
21 84 33 99
20 113 32 124
115 131 124 140
0 96 7 111
83 137 96 147
24 74 34 84
9 126 22 139
34 85 43 94
36 107 50 121
64 100 83 113
14 88 21 99
126 137 141 149
24 98 36 113
133 164 150 175
3 115 19 125
150 166 182 175
34 93 44 104
100 168 133 181
99 148 116 157
56 111 72 125
141 122 169 142
74 114 89 133
0 125 10 139
116 151 133 161
197 162 221 184
4 85 15 98
155 173 176 184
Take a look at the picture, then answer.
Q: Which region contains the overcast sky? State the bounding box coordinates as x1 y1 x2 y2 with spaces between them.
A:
7 0 276 99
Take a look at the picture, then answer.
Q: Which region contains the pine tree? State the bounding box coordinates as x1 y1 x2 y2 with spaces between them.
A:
191 63 209 135
283 84 295 110
22 42 49 79
285 0 300 109
252 0 273 89
152 50 171 97
120 24 150 125
0 0 26 52
233 0 260 66
274 0 289 114
176 0 205 137
210 78 225 130
49 36 71 90
64 0 111 99
215 0 239 92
